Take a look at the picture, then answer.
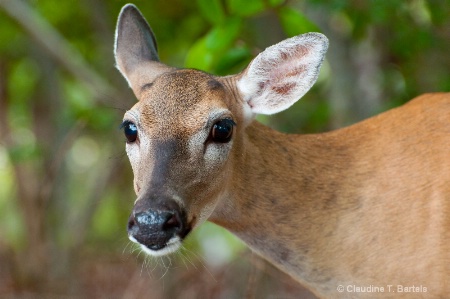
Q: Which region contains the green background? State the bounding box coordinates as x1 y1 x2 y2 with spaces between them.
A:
0 0 449 298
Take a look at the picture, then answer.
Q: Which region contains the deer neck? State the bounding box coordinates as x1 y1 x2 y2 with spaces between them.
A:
210 121 357 290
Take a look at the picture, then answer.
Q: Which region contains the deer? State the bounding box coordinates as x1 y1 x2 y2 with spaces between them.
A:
114 4 449 298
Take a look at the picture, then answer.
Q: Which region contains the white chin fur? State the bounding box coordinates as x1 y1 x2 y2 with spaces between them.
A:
129 235 182 257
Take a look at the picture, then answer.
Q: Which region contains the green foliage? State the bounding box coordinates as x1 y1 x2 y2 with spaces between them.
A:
197 0 225 25
227 0 265 16
0 0 449 296
185 17 242 71
278 7 321 36
90 193 127 244
185 0 329 74
0 148 25 248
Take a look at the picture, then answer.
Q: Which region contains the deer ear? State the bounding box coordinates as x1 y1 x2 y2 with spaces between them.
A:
237 33 328 116
114 4 172 93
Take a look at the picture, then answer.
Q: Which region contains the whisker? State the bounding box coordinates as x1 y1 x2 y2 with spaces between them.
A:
139 251 146 277
182 246 217 282
180 246 198 270
177 250 190 270
122 241 131 255
158 257 170 280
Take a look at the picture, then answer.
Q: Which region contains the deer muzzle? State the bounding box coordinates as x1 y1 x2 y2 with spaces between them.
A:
127 197 190 255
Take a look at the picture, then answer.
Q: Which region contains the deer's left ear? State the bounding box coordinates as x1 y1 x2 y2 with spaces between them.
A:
237 33 328 116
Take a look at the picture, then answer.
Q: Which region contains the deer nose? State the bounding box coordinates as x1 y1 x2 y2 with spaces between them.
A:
128 210 182 235
127 209 184 251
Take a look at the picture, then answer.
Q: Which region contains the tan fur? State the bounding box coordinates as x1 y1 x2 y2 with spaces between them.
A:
115 5 449 298
210 88 450 298
128 69 450 297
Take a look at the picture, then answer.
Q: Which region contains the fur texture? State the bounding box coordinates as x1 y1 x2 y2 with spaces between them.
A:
114 4 449 298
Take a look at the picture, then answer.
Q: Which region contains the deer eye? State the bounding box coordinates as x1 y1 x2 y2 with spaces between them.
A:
120 120 138 143
211 119 235 143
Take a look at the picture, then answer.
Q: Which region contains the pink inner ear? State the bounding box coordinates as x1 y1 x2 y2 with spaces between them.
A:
264 45 309 82
285 65 307 78
272 82 297 96
237 33 328 115
256 57 308 99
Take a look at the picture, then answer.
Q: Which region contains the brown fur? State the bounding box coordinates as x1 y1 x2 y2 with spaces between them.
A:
211 89 450 298
128 68 450 297
115 5 449 298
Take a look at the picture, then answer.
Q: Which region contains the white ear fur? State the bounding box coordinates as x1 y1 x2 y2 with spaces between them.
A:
237 33 328 116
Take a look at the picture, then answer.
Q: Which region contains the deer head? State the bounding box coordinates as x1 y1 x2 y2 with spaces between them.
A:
114 4 328 256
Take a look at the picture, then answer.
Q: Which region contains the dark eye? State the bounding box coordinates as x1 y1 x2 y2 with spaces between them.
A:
120 121 138 143
211 119 235 143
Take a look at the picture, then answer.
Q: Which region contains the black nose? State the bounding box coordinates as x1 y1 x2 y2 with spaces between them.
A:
127 209 184 250
128 210 182 235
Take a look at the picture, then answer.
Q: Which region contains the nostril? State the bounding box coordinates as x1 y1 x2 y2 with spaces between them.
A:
127 215 137 232
163 213 181 231
128 208 185 244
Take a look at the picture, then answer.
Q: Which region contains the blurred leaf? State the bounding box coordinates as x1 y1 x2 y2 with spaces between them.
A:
6 119 39 165
185 37 214 70
278 7 321 36
62 80 117 131
215 46 252 75
205 17 242 51
227 0 265 16
196 0 225 25
428 0 450 25
0 174 25 248
7 59 39 133
268 0 285 7
36 0 80 25
185 18 242 71
90 194 123 242
9 143 40 163
0 13 22 56
193 222 246 268
9 58 39 106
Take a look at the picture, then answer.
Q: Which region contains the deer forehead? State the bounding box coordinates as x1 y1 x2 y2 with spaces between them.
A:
133 69 233 137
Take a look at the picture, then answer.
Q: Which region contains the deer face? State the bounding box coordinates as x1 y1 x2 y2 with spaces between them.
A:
122 70 242 255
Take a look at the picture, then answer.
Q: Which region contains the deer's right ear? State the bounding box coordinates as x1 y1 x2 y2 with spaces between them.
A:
114 4 172 93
